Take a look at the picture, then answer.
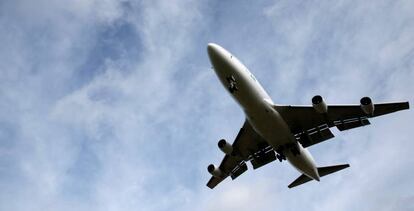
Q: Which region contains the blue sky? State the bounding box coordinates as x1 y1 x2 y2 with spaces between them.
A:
1 0 413 210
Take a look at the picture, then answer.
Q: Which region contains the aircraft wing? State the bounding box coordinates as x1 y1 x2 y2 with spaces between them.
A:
207 120 276 189
274 101 409 148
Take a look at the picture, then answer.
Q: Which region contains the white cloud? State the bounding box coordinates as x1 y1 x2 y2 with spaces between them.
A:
0 1 413 211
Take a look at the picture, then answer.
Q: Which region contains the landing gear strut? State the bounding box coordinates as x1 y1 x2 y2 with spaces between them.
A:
276 153 286 162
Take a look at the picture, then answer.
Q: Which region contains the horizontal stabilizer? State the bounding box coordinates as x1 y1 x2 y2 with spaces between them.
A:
288 174 312 188
318 164 350 177
288 164 350 188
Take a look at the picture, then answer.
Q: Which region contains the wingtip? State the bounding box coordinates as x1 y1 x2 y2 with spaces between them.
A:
206 182 215 189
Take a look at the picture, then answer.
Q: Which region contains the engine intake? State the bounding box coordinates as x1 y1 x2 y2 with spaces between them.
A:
360 97 374 115
207 164 223 178
218 139 233 155
312 95 328 113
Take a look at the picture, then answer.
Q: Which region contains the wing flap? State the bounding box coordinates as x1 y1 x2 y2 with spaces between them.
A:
297 126 335 148
230 162 248 180
335 117 370 131
251 150 277 170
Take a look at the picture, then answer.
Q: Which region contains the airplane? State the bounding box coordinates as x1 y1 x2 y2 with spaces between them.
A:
205 43 410 189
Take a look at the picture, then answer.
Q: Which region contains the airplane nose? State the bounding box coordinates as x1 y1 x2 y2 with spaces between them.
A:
207 43 220 58
207 43 234 77
207 43 228 68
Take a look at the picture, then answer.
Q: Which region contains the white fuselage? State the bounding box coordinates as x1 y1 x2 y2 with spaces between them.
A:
207 43 320 181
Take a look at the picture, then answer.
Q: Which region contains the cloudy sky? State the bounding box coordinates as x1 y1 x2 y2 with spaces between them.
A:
1 0 413 210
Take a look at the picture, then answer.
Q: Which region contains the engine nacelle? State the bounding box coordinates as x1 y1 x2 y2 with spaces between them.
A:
312 95 328 113
218 139 233 155
360 97 374 115
207 164 223 178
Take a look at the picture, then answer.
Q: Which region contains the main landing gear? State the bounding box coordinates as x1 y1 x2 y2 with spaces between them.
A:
276 153 286 162
275 147 287 162
276 143 301 161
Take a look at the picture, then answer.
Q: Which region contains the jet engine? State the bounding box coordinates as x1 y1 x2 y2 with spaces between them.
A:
218 139 233 155
360 97 374 115
312 95 328 113
207 164 223 178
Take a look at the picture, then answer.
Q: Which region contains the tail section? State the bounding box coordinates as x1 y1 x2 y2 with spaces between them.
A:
288 164 350 188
